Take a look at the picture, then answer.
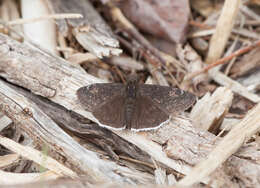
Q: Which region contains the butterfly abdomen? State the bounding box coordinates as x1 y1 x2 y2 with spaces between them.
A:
125 98 136 129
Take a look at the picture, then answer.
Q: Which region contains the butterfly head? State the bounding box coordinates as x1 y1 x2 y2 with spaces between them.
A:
125 74 139 98
126 73 139 85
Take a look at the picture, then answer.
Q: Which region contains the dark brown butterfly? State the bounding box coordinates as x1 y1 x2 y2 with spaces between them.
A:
77 77 196 131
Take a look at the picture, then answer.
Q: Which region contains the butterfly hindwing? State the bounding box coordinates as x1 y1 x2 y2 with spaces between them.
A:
92 95 126 129
138 84 196 114
77 83 124 112
130 96 169 131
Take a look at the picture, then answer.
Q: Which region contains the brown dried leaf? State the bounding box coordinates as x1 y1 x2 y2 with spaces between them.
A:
119 0 190 43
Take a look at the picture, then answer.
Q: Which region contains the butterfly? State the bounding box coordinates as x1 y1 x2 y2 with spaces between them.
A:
77 77 196 131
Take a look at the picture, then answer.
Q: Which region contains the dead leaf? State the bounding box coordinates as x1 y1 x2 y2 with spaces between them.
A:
119 0 190 43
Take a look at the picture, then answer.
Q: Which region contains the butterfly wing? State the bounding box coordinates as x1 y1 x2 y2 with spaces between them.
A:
138 84 196 114
130 96 169 131
92 95 126 129
77 83 125 112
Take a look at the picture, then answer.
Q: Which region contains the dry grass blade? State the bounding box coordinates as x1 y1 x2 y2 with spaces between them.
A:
210 70 260 103
206 0 240 63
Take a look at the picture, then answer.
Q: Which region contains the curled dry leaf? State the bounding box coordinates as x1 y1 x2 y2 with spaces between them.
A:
118 0 190 43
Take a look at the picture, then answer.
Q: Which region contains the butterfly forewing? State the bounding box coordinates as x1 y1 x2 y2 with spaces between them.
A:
138 84 196 114
93 95 126 129
77 83 125 112
130 96 169 131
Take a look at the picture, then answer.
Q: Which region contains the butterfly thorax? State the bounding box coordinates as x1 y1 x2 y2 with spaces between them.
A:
125 80 138 129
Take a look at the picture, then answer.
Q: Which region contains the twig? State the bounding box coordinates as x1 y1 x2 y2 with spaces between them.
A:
189 20 213 29
7 13 83 26
184 40 260 81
